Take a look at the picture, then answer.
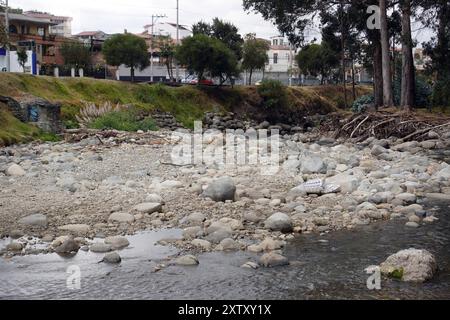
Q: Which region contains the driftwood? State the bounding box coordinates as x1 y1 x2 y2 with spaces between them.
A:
322 111 450 141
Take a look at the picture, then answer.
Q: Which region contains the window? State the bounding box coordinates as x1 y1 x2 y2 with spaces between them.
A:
273 39 278 46
37 27 45 36
273 53 278 64
9 25 18 34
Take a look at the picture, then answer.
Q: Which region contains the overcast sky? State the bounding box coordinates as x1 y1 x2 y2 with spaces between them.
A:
10 0 431 43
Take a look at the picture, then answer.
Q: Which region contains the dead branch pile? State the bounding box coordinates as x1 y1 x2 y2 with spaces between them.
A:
321 111 450 142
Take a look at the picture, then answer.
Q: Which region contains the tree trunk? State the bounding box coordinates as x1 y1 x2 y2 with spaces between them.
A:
351 59 356 101
373 39 384 109
436 0 449 82
340 3 348 109
400 0 415 110
380 0 394 107
130 67 135 83
249 68 253 85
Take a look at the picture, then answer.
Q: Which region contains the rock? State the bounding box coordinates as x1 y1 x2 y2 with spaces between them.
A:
242 212 263 223
6 164 26 176
392 141 419 152
160 180 183 189
18 214 48 228
206 229 232 244
90 242 112 253
380 249 437 282
264 212 293 233
301 156 326 174
183 226 203 239
395 193 417 205
241 262 259 269
145 194 163 204
326 173 360 194
175 255 199 266
216 238 240 251
259 252 289 268
7 242 24 251
133 203 162 214
184 212 206 226
58 224 90 236
103 252 121 264
258 238 285 251
428 131 439 139
406 222 420 228
104 236 130 250
51 235 71 248
408 215 421 223
191 239 212 250
371 145 388 156
9 230 24 239
202 177 236 202
54 238 80 254
108 212 135 223
425 193 450 201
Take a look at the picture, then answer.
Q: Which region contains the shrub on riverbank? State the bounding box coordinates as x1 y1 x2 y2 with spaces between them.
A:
88 111 158 132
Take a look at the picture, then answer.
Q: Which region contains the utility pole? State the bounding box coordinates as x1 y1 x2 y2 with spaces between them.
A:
3 0 10 72
175 0 179 82
150 13 167 83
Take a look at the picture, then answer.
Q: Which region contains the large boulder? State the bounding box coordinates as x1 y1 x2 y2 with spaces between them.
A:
202 177 236 202
54 238 80 254
264 212 293 233
379 248 437 282
6 164 26 176
300 156 326 174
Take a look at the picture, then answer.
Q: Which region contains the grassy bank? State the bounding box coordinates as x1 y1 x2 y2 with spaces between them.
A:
0 73 371 146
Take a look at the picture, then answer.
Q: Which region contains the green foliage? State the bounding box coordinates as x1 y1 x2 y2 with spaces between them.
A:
176 34 238 84
89 110 157 132
16 48 28 73
257 79 288 110
431 76 450 108
158 36 176 81
242 34 269 82
352 94 375 113
393 66 432 108
388 268 404 280
192 18 244 61
103 34 149 81
0 20 8 47
60 41 91 68
296 43 339 82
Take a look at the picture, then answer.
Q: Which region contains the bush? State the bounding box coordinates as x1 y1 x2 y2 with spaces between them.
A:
89 111 158 132
431 76 450 109
352 94 375 113
257 79 288 110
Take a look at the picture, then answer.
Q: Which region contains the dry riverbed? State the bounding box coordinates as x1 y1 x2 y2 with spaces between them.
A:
0 129 450 269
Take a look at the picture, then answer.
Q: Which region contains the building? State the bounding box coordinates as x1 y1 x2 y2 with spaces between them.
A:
142 22 192 44
74 31 110 52
0 12 67 72
24 11 73 38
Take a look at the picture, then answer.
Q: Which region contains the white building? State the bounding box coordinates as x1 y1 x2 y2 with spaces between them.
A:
0 49 35 74
143 22 192 44
24 11 73 38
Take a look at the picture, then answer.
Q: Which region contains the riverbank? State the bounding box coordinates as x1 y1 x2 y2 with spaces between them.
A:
1 128 449 261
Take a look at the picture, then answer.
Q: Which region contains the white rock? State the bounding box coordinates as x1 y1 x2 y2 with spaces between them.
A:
380 249 437 282
175 255 199 266
133 203 162 214
6 164 26 176
108 212 135 223
104 236 130 250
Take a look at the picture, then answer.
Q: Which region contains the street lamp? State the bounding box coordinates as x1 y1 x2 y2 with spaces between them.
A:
0 0 9 72
175 0 179 82
150 13 167 83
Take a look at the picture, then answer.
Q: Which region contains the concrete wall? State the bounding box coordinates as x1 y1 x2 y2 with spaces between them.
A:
0 50 35 74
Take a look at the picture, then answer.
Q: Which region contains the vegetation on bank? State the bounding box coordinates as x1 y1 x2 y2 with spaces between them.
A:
0 73 372 146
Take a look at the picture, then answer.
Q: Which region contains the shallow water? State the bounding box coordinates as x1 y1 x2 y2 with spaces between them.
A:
0 201 449 300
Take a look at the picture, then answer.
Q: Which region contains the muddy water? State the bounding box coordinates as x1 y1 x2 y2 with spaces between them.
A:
0 200 449 300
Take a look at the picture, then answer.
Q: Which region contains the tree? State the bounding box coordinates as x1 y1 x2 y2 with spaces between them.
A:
380 0 395 107
176 34 238 85
192 18 244 61
158 36 176 81
242 34 269 85
60 41 91 69
296 43 339 84
400 0 415 110
0 20 7 48
103 33 149 82
17 47 28 73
